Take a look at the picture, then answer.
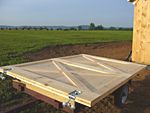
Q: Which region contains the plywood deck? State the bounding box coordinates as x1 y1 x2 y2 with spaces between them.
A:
0 54 146 107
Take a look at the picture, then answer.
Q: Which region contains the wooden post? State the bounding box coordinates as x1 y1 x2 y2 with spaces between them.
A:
132 0 150 65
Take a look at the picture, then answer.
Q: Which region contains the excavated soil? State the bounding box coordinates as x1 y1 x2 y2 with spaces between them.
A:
25 41 150 113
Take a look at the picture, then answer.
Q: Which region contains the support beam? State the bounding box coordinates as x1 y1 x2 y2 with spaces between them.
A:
12 80 76 113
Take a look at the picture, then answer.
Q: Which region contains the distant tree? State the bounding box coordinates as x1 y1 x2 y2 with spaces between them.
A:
129 28 133 31
0 28 4 30
22 27 25 30
45 27 49 30
33 27 38 30
118 27 123 30
27 27 31 30
64 29 69 31
89 23 95 30
95 25 104 30
56 28 62 30
109 26 117 30
78 26 82 30
70 27 77 30
43 27 49 30
39 27 44 30
30 27 33 30
118 27 133 31
8 28 12 30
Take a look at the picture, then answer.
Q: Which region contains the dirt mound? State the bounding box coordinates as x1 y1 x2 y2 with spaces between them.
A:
25 41 131 61
24 41 150 113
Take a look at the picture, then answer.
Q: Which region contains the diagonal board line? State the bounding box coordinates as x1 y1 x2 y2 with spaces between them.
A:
82 54 115 72
83 54 129 74
82 54 127 74
52 58 124 76
52 61 92 92
83 54 130 64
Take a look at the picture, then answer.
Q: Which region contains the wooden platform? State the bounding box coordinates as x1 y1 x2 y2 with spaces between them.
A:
0 54 146 107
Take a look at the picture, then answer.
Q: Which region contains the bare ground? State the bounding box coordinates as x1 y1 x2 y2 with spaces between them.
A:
24 41 150 113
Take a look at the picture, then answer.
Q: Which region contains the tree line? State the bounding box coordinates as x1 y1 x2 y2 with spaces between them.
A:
0 23 133 31
88 23 133 31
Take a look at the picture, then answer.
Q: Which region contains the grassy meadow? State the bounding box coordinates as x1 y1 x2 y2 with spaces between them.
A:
0 30 132 66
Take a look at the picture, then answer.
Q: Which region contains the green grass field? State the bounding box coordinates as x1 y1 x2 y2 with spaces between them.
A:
0 30 132 66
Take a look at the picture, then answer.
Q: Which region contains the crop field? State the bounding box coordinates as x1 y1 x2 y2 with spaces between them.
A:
0 30 133 113
0 30 132 66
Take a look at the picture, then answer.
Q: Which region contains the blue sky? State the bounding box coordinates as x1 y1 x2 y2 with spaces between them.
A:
0 0 134 27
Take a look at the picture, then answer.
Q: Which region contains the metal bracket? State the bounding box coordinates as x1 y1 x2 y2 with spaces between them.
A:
0 68 12 80
0 73 6 80
62 90 81 109
146 65 150 71
125 51 132 62
3 68 12 74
